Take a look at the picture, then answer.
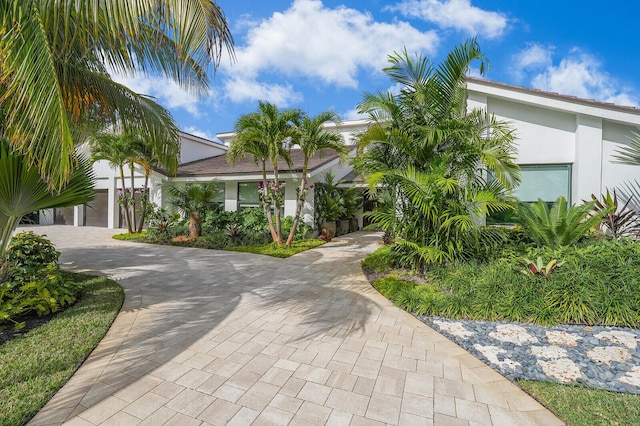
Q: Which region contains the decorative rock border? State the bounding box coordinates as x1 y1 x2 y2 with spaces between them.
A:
419 316 640 393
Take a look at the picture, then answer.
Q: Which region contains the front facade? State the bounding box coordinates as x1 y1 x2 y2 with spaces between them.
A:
52 80 640 229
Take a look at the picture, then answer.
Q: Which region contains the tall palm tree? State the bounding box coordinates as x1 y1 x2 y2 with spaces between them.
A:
0 0 233 189
90 130 141 233
228 102 301 245
132 135 180 232
285 111 347 245
0 140 95 256
354 39 520 267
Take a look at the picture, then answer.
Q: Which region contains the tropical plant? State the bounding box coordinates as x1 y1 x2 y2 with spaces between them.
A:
167 181 223 238
353 39 520 268
228 102 302 245
285 111 347 245
517 197 606 247
522 256 564 278
589 189 640 238
90 130 140 233
0 140 95 256
0 0 233 190
314 171 345 223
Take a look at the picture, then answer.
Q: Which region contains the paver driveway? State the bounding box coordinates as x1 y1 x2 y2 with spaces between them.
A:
24 226 562 425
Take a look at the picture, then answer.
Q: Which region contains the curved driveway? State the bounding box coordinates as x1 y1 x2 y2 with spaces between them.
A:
25 226 561 426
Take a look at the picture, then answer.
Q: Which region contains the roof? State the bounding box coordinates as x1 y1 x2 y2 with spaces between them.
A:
175 147 346 177
466 76 640 116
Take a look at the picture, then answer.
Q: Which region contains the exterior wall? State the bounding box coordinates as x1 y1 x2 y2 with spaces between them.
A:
467 80 640 205
179 133 227 164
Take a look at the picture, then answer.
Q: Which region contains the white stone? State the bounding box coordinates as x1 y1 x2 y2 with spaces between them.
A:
433 320 475 339
489 324 538 346
537 358 582 383
594 330 638 349
546 331 582 347
586 346 632 366
473 344 521 371
619 366 640 388
531 345 568 359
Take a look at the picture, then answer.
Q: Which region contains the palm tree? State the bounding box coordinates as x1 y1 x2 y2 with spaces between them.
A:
0 0 233 190
90 131 140 233
229 102 301 245
286 112 347 245
0 140 95 256
354 39 520 267
131 135 180 232
167 182 222 238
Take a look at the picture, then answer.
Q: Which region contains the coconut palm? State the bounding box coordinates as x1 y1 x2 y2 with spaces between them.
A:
229 102 301 245
167 182 222 238
354 39 520 267
0 140 95 256
0 0 233 189
285 111 347 245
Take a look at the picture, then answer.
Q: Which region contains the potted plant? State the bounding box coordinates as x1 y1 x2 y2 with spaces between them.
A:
340 186 361 234
319 193 344 240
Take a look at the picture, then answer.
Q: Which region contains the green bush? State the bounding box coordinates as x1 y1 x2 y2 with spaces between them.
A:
361 245 398 273
4 232 59 277
369 237 640 327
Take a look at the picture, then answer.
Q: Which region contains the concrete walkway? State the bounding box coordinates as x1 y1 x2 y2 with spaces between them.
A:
24 226 562 426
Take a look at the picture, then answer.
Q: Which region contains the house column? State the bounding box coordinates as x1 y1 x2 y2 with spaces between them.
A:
225 181 238 212
572 115 603 203
73 205 85 227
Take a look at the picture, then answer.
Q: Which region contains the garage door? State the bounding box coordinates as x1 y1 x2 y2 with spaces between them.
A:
85 190 109 227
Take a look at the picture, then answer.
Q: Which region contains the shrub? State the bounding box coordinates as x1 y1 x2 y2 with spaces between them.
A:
518 197 605 247
4 232 59 277
361 245 399 273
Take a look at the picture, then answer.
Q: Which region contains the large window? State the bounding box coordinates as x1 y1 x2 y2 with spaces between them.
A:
514 164 572 203
238 182 261 210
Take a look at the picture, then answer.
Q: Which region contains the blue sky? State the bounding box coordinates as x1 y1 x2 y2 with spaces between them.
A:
113 0 640 143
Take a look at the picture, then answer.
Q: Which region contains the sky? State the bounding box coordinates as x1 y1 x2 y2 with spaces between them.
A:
113 0 640 143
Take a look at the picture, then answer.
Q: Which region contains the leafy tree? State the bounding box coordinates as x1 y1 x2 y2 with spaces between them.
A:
0 140 95 256
286 111 347 245
167 182 222 238
354 39 520 268
0 0 233 189
228 102 301 246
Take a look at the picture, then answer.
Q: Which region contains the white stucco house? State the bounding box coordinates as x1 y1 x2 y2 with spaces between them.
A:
47 78 640 229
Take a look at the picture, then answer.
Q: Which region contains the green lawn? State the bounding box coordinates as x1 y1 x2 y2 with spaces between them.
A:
0 275 123 426
520 380 640 426
223 239 325 258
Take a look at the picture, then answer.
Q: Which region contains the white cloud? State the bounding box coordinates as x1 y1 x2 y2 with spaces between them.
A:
531 51 638 107
342 108 367 121
182 126 217 141
111 72 204 117
511 44 553 81
388 0 509 39
220 0 438 105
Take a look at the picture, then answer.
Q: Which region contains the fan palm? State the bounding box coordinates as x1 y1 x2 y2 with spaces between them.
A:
0 0 233 189
228 101 301 245
0 140 95 256
285 111 347 245
354 39 520 266
167 182 222 238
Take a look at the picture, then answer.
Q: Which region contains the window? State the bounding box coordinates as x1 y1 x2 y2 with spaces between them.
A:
238 182 261 210
514 164 572 203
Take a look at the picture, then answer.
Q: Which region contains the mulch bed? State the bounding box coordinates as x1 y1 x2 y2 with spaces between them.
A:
0 311 61 346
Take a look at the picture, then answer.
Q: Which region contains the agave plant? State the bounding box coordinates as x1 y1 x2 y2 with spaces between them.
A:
589 189 640 238
517 197 606 247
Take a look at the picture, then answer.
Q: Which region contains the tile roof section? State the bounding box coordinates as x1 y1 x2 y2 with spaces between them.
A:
176 147 344 177
466 76 640 115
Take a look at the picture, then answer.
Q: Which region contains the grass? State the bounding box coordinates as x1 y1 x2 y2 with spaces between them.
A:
114 231 326 258
520 380 640 426
224 239 326 258
364 238 640 327
0 275 124 426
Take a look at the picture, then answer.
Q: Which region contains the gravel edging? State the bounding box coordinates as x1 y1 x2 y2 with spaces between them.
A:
419 316 640 394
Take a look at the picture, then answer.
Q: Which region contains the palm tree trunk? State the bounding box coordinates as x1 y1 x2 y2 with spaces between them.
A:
261 162 278 242
129 162 137 232
286 165 309 246
137 171 150 233
189 211 202 238
119 166 133 233
273 165 283 246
